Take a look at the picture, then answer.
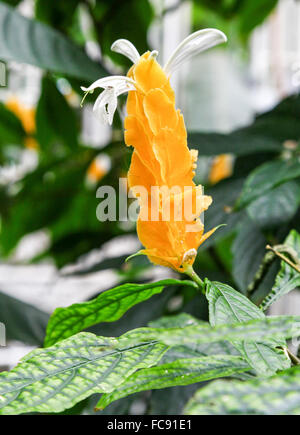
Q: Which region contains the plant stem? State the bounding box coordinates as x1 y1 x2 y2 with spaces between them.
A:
266 245 300 274
184 265 205 293
285 347 300 365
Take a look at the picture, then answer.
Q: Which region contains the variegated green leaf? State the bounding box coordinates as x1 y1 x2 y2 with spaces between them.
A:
185 366 300 415
96 355 250 411
0 331 167 415
45 279 196 347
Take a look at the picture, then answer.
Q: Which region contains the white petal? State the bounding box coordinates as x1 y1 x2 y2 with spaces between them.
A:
111 39 140 64
93 81 136 125
93 88 117 125
149 50 159 59
81 75 136 93
164 28 227 76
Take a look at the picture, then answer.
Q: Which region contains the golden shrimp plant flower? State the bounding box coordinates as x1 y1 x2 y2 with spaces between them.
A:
82 29 227 274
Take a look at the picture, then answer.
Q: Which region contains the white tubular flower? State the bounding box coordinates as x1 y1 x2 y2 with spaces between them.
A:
93 88 117 125
81 30 227 125
164 28 227 76
111 39 140 64
81 76 136 125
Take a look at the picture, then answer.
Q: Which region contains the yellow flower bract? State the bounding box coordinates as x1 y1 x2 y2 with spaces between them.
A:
125 52 215 272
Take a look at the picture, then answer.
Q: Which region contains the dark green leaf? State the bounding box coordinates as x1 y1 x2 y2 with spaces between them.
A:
238 0 278 37
247 181 300 229
36 76 79 150
232 217 267 291
0 102 25 145
190 94 300 157
0 2 107 81
201 178 244 248
0 291 48 346
100 0 153 66
236 160 300 210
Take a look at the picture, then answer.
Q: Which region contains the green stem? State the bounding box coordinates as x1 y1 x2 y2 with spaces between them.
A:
184 265 205 293
266 245 300 274
285 347 300 366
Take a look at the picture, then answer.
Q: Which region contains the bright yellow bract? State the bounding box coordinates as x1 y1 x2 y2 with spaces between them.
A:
125 52 215 272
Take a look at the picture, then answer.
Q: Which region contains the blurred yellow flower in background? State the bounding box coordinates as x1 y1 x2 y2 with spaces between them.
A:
209 154 233 185
86 154 111 186
6 97 38 150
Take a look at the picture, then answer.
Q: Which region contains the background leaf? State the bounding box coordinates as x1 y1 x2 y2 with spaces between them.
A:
0 291 48 346
232 217 267 291
246 181 300 229
0 2 107 81
36 76 79 151
236 160 300 210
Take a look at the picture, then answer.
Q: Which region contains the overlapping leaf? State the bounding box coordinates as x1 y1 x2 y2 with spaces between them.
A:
236 160 300 210
0 331 167 415
185 365 300 415
247 181 300 229
120 316 300 348
232 218 267 291
205 280 290 375
96 355 250 411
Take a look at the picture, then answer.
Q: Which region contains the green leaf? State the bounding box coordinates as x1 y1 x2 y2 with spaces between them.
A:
36 76 79 150
35 0 81 33
236 160 300 210
206 280 265 325
247 181 300 229
0 2 107 81
100 0 153 66
188 130 280 157
0 151 93 256
205 280 290 376
201 178 244 248
232 217 267 291
238 0 278 37
149 313 203 329
149 314 245 366
184 365 300 415
44 279 197 347
120 316 300 349
189 94 300 157
0 331 167 415
260 230 300 311
96 355 250 411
